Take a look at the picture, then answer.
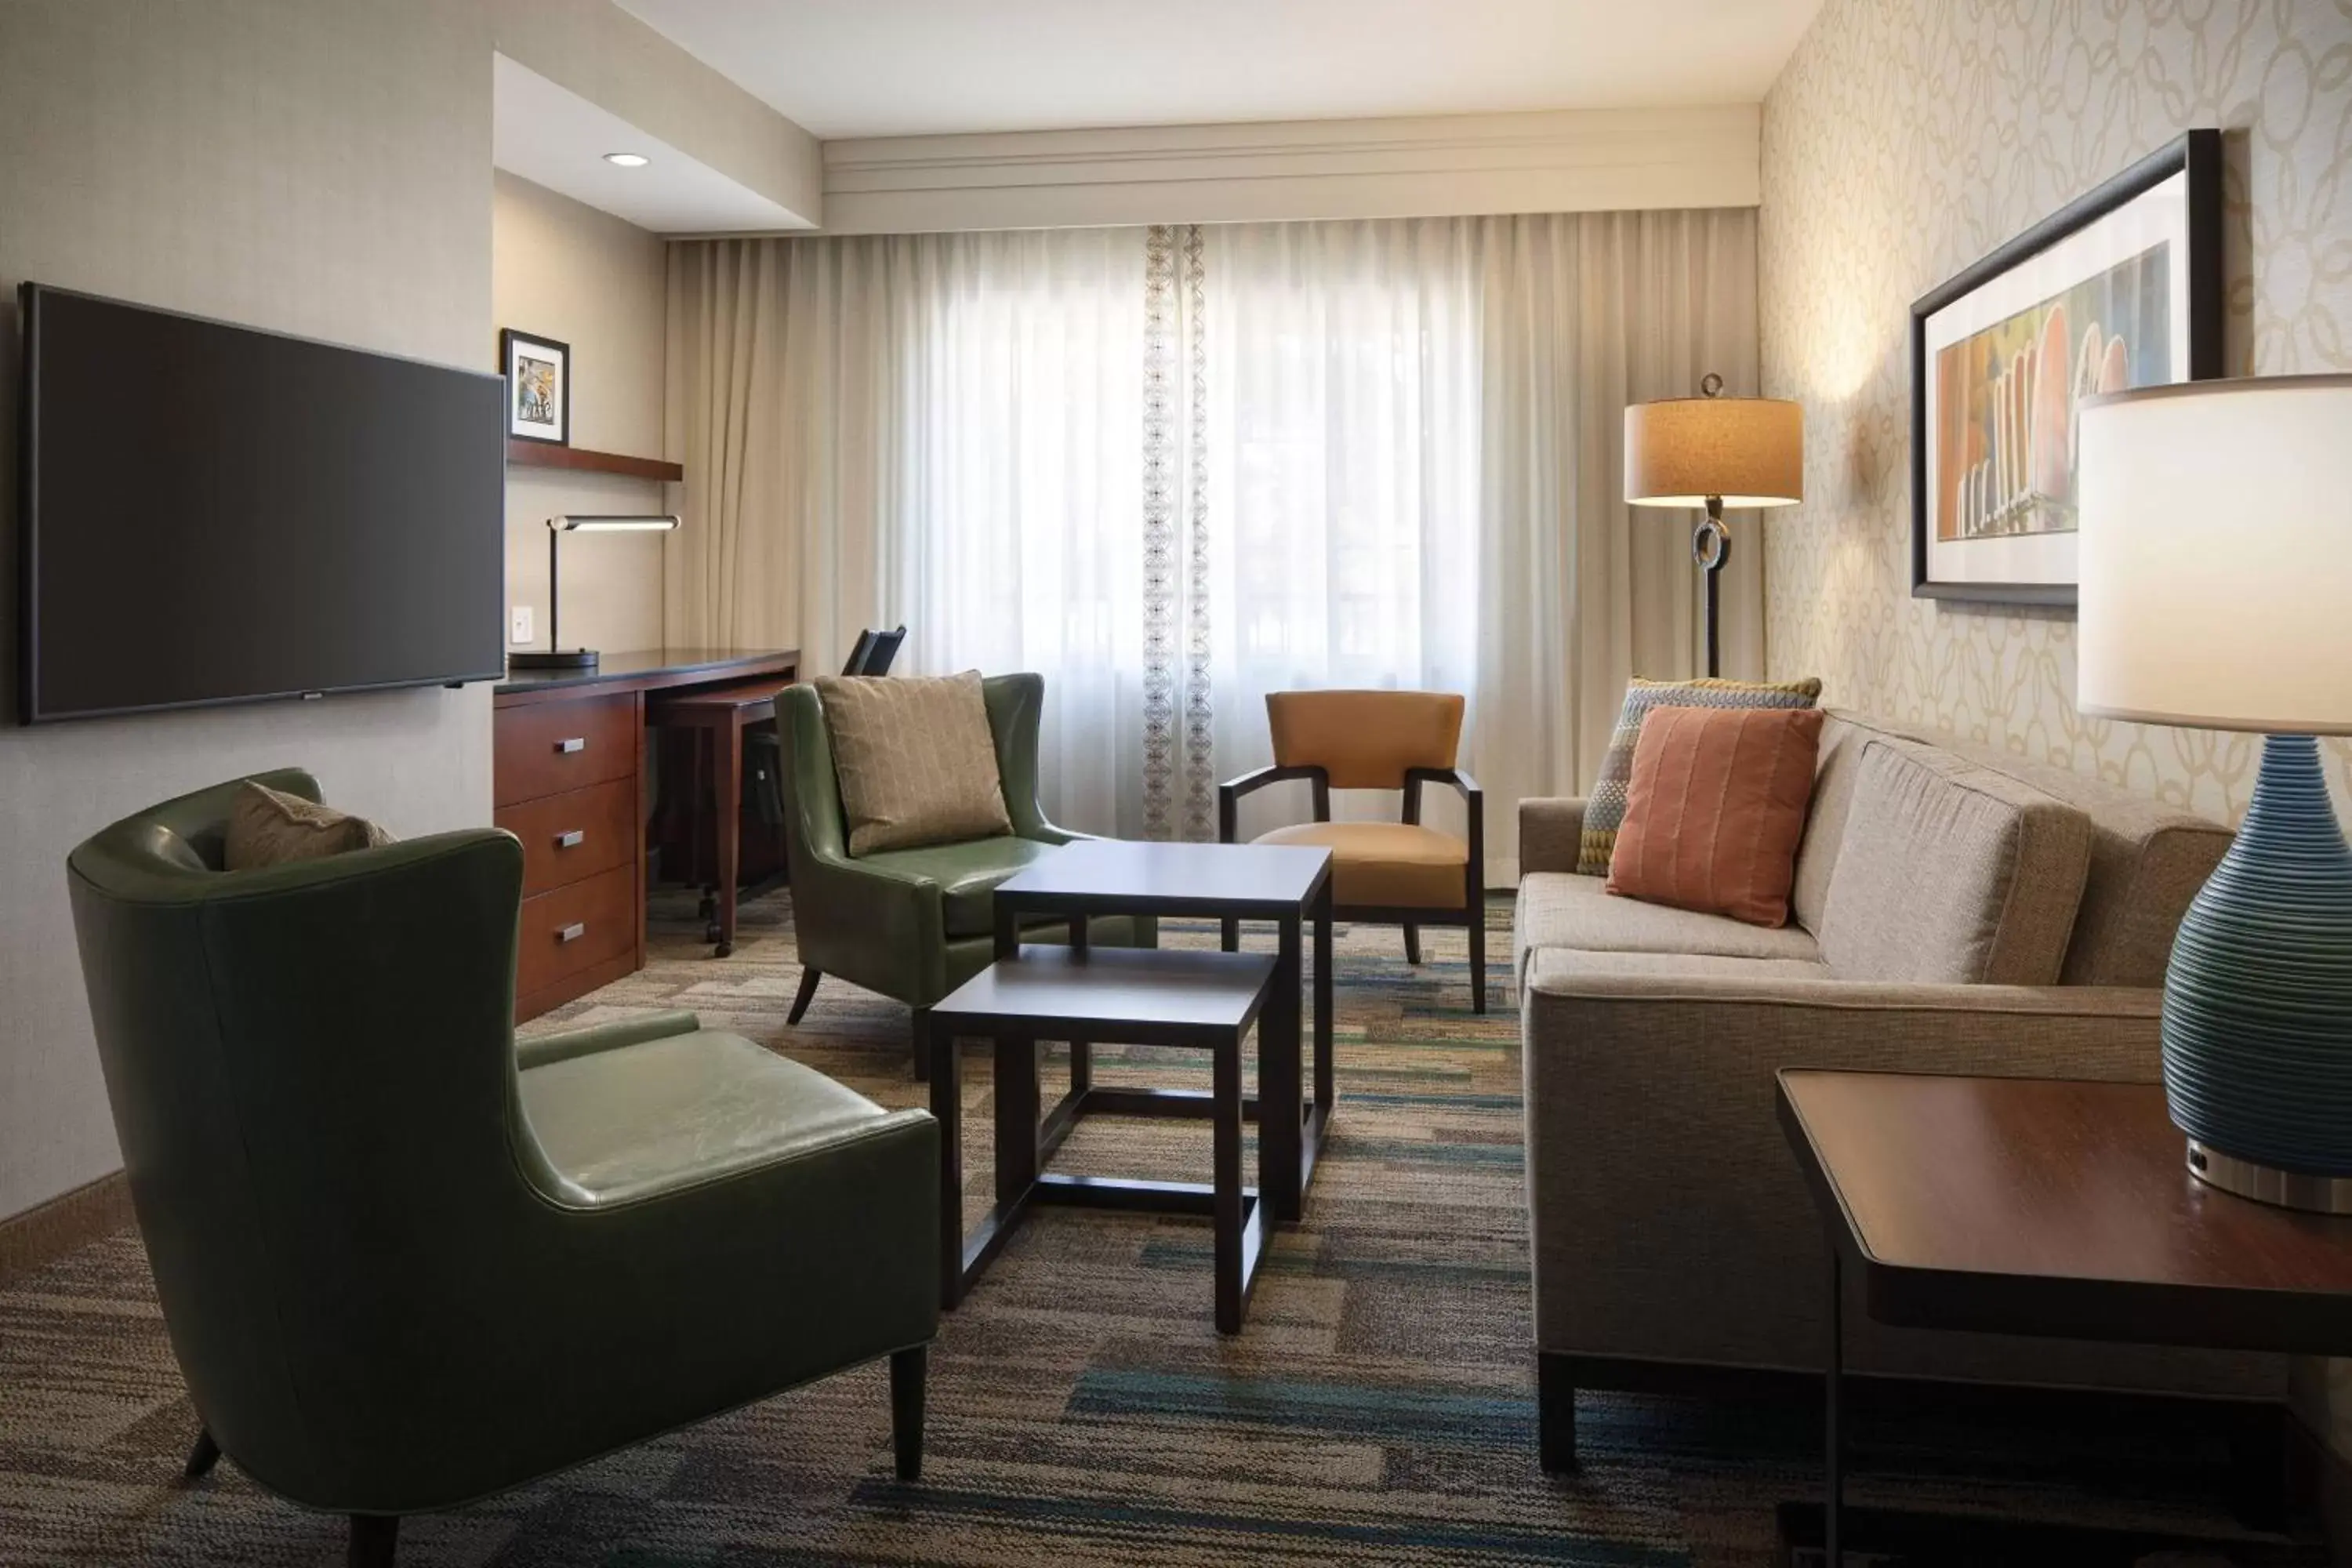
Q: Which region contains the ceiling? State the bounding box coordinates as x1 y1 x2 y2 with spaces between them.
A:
492 54 810 234
612 0 1826 141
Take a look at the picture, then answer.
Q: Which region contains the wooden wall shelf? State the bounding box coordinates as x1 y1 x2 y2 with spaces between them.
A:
506 439 683 483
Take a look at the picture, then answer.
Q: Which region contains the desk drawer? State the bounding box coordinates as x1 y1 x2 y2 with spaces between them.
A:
515 863 635 1000
496 777 635 898
495 694 636 807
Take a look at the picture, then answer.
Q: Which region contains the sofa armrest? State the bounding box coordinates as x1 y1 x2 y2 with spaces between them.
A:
1519 797 1588 876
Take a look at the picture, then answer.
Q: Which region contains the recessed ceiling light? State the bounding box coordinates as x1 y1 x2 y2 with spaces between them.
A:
604 152 649 168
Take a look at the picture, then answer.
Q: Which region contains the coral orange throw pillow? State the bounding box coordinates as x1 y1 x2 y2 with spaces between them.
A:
1606 705 1824 928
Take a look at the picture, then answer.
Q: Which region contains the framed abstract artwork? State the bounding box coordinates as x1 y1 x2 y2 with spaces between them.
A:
1910 129 2222 606
500 328 570 446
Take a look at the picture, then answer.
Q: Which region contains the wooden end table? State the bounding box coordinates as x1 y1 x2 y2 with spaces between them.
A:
1778 1070 2352 1566
927 944 1279 1333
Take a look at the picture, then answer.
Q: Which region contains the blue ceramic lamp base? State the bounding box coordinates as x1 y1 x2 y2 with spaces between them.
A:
2164 734 2352 1214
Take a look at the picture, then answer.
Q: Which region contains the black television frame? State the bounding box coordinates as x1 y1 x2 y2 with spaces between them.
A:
16 282 510 725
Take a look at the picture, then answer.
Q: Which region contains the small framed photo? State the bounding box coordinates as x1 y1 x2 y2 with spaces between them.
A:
1910 129 2223 606
500 328 569 446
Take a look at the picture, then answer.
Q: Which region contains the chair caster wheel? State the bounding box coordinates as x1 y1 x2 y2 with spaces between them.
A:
713 941 733 959
705 923 724 943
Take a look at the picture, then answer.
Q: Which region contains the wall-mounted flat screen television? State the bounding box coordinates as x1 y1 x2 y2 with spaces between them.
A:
17 284 506 724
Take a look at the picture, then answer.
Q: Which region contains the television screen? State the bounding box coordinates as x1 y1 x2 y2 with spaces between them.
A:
18 284 506 723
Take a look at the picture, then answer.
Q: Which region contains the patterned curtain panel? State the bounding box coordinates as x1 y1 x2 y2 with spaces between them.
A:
665 209 1761 878
1141 224 1214 843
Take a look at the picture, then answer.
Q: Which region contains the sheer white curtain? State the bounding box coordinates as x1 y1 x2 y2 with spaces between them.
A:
666 209 1761 873
1167 211 1761 873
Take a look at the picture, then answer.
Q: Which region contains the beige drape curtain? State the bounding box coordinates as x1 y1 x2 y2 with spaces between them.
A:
1470 209 1763 873
663 209 1761 878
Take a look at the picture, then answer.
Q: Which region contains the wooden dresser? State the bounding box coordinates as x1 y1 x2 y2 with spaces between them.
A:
493 648 798 1021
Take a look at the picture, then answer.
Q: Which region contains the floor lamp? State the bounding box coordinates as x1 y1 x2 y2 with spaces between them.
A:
1624 375 1804 677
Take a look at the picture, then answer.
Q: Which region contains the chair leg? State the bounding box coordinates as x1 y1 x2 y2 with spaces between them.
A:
1537 1353 1577 1473
347 1515 399 1568
1468 906 1487 1014
890 1345 927 1482
911 1007 931 1083
183 1426 220 1483
1403 924 1421 965
788 967 822 1025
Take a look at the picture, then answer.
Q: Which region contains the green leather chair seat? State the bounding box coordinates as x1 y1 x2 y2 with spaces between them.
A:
855 834 1060 938
519 1021 901 1208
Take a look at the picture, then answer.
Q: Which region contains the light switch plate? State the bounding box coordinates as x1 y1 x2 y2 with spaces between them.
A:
510 605 534 645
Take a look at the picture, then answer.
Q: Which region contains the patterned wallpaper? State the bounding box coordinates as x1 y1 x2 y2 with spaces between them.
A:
1759 0 2352 824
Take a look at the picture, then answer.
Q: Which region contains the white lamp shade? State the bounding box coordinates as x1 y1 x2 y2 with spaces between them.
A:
2077 376 2352 735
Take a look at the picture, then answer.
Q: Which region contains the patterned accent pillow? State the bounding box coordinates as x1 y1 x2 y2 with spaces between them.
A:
818 670 1014 856
223 781 395 870
1577 675 1824 875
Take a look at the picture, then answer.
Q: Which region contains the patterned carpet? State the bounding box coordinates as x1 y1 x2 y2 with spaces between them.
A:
0 889 2313 1565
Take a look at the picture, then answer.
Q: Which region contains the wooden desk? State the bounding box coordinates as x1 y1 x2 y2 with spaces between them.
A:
644 676 795 958
1779 1070 2352 1565
494 648 797 1020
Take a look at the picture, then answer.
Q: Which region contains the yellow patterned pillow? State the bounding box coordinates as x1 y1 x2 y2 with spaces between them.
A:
1577 676 1823 875
818 671 1014 856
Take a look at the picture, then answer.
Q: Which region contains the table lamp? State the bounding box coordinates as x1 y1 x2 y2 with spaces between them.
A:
1624 373 1804 677
2077 374 2352 1212
509 514 679 672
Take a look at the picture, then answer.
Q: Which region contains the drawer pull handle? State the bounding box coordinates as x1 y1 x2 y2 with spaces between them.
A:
556 922 586 944
554 737 586 754
554 829 586 849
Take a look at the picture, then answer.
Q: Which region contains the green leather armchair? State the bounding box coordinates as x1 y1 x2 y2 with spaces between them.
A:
66 771 938 1567
779 673 1154 1073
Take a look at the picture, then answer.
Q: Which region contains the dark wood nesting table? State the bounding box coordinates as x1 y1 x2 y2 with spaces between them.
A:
1778 1070 2352 1566
927 840 1336 1331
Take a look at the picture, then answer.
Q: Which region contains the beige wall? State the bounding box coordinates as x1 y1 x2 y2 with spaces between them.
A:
1759 0 2352 822
0 0 500 1220
1759 0 2352 1455
495 172 670 655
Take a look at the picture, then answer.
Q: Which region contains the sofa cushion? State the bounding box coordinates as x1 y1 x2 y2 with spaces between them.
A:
818 670 1014 855
1255 821 1467 908
1815 739 2091 985
1794 711 2230 985
1515 870 1823 981
1524 946 1832 991
1579 675 1823 875
856 834 1061 938
1606 705 1823 927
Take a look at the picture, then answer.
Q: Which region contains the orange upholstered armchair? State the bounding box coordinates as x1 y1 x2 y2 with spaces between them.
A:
1218 690 1486 1012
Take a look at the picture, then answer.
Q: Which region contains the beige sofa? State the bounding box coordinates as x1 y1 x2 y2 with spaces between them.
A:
1516 710 2282 1471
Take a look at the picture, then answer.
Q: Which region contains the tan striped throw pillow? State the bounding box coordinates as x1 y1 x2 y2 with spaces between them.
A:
818 671 1014 856
1604 706 1824 927
1578 674 1823 875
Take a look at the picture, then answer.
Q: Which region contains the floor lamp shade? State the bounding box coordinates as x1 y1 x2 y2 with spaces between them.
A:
1623 387 1802 678
1623 395 1805 510
2077 375 2352 1208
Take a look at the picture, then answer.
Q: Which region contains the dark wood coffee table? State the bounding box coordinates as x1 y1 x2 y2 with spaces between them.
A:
926 944 1279 1332
989 839 1335 1223
1778 1070 2352 1566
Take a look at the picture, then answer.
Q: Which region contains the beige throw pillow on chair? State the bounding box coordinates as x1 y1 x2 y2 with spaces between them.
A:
818 670 1014 855
223 781 395 870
